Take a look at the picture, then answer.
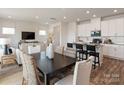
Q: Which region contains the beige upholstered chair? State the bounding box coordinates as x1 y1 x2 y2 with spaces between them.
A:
19 50 37 85
55 56 94 85
23 54 37 85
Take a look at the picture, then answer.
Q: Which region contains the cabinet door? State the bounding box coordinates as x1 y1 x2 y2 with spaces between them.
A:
91 18 101 30
77 24 85 36
115 18 124 36
103 45 108 55
116 45 124 59
101 21 109 36
108 19 116 36
85 23 91 36
77 23 91 36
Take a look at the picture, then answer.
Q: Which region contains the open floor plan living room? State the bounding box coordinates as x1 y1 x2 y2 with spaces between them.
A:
0 8 124 85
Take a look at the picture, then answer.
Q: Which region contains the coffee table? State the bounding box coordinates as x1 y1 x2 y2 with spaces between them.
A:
31 52 76 85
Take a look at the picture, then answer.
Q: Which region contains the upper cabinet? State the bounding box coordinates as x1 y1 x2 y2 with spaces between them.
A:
78 17 124 37
77 23 91 37
115 18 124 36
101 20 109 36
91 18 101 31
101 18 124 36
108 19 116 36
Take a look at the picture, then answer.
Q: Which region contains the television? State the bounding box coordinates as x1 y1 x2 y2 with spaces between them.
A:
22 32 35 40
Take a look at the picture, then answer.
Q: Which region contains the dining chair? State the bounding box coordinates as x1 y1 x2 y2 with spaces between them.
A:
67 43 73 48
19 50 28 85
19 50 38 85
54 56 94 85
75 43 87 61
86 45 100 69
31 57 44 85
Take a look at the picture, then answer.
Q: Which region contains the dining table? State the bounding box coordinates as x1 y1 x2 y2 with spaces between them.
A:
31 52 76 85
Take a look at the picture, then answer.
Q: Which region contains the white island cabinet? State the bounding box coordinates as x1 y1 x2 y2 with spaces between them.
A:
103 44 124 60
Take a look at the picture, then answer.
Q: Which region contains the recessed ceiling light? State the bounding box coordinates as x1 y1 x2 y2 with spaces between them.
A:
35 16 39 19
64 16 66 19
113 9 117 13
8 16 12 19
77 18 80 22
86 10 90 14
93 14 96 18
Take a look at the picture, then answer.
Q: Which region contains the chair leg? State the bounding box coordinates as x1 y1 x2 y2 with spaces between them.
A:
76 51 78 60
97 55 100 67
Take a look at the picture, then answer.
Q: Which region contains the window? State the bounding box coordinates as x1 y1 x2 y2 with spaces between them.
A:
2 27 15 35
39 30 46 36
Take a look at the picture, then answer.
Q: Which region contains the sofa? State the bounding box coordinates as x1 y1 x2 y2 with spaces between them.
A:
54 44 76 58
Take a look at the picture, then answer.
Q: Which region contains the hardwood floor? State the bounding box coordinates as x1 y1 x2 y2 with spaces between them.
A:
90 56 124 85
0 56 124 85
0 64 22 85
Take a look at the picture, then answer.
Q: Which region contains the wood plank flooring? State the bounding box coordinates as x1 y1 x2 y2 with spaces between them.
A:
0 56 124 85
90 56 124 85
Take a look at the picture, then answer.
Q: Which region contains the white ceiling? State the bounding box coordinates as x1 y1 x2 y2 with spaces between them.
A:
0 8 124 25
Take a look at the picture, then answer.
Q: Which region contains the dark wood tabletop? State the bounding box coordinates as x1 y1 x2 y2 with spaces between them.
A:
31 52 76 85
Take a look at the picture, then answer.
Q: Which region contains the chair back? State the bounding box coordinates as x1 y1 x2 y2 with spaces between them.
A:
19 50 28 84
32 57 43 85
86 45 96 52
73 56 94 85
23 54 37 85
19 50 37 85
67 43 73 48
76 44 83 50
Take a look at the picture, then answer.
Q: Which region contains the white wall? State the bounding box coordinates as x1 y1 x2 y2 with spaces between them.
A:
0 18 48 48
61 22 68 45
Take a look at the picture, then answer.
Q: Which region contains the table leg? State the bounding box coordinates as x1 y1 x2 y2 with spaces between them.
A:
44 74 50 85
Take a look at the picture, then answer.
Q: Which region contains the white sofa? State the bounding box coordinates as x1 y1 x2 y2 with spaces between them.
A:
64 47 76 58
54 45 76 58
19 43 41 54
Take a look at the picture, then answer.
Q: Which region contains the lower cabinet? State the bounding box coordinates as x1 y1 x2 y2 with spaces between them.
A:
103 44 124 60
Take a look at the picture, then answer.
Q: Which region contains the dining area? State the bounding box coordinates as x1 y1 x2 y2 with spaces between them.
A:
18 41 103 85
19 49 94 85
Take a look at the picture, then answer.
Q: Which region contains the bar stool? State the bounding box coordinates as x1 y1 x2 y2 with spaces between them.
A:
75 44 87 61
67 43 73 48
86 45 100 69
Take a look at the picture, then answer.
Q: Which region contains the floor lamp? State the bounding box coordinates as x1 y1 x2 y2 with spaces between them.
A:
0 38 11 55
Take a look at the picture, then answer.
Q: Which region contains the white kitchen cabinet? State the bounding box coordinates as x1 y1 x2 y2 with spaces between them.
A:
103 44 108 55
115 18 124 36
91 18 101 30
85 23 91 36
77 23 91 36
101 21 109 36
103 44 115 57
101 18 124 36
108 19 116 36
77 24 85 36
103 44 124 60
116 45 124 60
